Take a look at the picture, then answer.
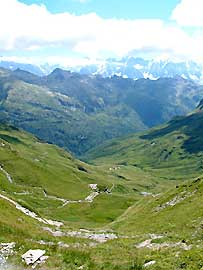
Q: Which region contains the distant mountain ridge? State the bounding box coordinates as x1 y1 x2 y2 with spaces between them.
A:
0 60 45 76
75 57 203 83
1 57 203 82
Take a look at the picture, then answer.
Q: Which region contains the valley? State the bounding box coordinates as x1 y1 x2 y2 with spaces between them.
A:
0 67 203 155
0 66 203 269
0 93 203 269
2 0 203 268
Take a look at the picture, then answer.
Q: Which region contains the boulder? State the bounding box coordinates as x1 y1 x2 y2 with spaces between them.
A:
22 249 46 265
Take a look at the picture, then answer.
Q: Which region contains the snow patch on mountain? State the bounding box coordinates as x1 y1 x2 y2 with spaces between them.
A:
1 57 203 83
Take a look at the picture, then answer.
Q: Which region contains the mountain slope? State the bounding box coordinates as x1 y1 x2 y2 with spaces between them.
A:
0 67 203 155
0 79 145 155
78 101 203 269
2 123 203 269
0 123 185 270
84 101 203 181
44 69 203 127
106 176 203 270
1 123 174 231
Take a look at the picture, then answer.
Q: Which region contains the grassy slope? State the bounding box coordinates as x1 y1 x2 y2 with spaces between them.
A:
0 124 163 270
84 108 203 182
81 106 203 269
1 118 203 268
0 124 158 230
3 173 203 270
0 196 143 270
106 176 203 270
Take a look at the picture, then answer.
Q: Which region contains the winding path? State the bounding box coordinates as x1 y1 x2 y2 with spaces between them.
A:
0 193 63 227
43 184 100 208
0 166 13 183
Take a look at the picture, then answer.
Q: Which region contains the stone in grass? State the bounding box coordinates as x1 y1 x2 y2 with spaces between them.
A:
143 260 156 267
22 249 47 266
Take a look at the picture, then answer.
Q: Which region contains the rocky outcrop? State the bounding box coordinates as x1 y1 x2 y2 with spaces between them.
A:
0 242 15 268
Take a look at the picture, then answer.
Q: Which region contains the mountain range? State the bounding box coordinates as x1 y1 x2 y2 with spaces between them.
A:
73 57 203 83
1 57 203 82
0 67 203 155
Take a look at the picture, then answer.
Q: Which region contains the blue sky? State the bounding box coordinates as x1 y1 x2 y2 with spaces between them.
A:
0 0 203 65
21 0 180 20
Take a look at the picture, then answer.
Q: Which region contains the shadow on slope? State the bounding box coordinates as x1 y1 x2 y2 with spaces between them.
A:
141 110 203 154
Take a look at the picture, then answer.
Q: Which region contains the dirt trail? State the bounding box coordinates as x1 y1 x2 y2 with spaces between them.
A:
0 166 13 183
0 193 63 227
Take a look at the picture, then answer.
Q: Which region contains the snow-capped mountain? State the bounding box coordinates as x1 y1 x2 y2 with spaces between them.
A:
0 60 45 76
1 57 203 82
70 57 203 83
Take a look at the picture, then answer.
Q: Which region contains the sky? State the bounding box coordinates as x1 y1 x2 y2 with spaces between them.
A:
20 0 179 20
0 0 203 65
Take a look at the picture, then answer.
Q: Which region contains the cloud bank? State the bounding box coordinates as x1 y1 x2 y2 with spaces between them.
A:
0 0 203 62
172 0 203 26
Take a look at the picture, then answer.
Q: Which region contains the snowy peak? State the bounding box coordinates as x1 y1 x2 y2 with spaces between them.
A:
1 57 203 82
65 57 203 83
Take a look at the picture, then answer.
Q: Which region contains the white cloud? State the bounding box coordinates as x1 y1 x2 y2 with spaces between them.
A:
0 0 97 51
171 0 203 26
1 0 203 62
